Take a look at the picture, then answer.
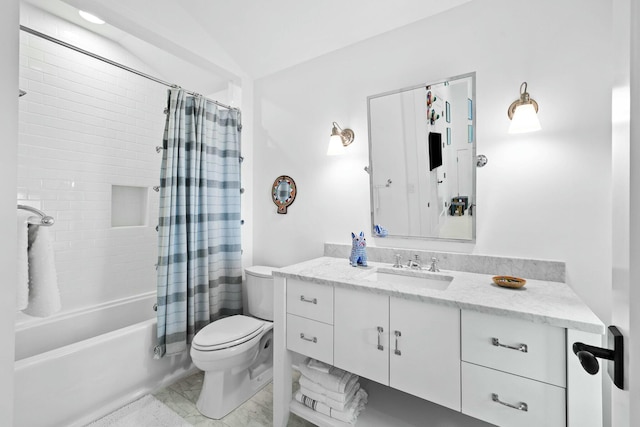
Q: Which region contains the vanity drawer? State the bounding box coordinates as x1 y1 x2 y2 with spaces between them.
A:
286 279 333 324
462 310 566 387
286 314 333 365
462 362 566 427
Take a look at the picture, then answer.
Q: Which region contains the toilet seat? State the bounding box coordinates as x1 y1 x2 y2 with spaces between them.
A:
192 315 265 351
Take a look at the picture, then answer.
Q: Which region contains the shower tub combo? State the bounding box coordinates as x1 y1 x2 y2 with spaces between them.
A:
14 292 193 427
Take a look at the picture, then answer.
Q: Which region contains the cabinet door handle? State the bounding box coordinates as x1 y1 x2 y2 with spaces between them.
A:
491 393 528 412
300 333 317 343
394 330 402 355
377 326 384 351
300 295 317 304
492 337 528 353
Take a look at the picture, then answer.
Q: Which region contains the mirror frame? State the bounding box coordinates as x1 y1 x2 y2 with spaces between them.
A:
271 175 297 214
366 71 476 243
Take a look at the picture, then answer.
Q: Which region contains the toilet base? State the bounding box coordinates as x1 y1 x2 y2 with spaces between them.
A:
196 364 273 419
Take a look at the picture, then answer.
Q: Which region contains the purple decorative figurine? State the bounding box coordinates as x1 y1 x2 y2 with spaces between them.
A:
349 231 368 267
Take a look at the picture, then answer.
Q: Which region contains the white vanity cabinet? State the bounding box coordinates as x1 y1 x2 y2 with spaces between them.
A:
334 287 461 411
273 257 605 427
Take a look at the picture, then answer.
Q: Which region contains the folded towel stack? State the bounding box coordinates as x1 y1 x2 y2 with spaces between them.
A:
295 358 367 424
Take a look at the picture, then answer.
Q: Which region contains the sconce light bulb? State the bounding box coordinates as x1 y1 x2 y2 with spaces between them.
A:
327 134 345 156
508 103 541 134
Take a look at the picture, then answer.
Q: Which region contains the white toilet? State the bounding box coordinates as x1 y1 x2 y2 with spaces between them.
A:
190 266 275 419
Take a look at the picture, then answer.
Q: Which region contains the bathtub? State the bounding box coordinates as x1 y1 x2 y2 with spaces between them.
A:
14 292 194 427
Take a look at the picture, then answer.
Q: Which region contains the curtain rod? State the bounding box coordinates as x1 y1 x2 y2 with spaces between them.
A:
19 25 241 114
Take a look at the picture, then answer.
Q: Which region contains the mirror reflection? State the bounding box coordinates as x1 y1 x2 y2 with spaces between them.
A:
367 72 475 241
276 181 291 202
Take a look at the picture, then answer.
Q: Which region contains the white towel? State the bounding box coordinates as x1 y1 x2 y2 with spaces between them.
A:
23 224 61 317
307 358 331 373
298 358 357 393
16 211 31 310
295 388 368 424
299 374 360 403
299 382 360 411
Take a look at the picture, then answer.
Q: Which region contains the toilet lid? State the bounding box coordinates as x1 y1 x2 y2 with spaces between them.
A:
192 315 264 351
245 265 276 278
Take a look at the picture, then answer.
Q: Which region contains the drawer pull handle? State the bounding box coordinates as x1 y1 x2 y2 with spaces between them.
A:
377 326 384 351
492 337 528 353
300 295 317 304
394 330 402 355
300 333 317 343
491 393 528 412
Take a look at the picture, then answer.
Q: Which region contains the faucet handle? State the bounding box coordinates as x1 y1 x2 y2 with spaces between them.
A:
393 254 403 268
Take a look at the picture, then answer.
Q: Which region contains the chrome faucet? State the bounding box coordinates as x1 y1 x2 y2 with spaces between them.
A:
427 257 440 272
407 254 422 269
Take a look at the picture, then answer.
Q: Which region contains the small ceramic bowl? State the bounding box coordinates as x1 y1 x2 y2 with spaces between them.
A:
492 275 526 289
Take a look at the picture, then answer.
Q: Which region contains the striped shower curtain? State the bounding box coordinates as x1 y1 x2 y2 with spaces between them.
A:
155 88 243 358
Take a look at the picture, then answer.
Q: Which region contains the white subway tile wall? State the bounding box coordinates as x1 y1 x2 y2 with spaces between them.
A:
18 27 167 313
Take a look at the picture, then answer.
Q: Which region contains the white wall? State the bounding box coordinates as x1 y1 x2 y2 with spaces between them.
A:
18 5 166 315
0 1 19 424
253 0 613 322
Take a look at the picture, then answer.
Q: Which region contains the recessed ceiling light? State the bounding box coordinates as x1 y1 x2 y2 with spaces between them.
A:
78 10 105 25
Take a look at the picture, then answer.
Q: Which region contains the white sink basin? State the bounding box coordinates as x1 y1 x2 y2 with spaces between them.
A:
366 268 453 291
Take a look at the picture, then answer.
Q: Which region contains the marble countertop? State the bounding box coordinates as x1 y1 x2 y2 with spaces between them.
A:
274 256 605 334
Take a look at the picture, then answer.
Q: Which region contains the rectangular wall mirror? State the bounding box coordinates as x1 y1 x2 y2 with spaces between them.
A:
367 72 476 242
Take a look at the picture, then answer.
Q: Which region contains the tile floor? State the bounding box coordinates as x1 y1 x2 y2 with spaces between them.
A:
153 371 316 427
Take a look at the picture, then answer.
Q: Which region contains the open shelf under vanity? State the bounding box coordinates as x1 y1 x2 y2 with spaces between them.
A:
290 377 491 427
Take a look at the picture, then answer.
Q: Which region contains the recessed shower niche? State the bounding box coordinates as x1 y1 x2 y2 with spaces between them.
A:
111 185 149 227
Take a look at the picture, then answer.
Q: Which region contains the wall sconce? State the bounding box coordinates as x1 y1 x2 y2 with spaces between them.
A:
507 82 541 134
327 122 354 155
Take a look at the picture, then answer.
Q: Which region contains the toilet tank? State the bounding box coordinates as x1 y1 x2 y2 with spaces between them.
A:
245 266 275 321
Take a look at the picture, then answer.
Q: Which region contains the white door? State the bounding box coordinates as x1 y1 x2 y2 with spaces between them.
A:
389 298 461 411
611 1 639 426
334 288 389 385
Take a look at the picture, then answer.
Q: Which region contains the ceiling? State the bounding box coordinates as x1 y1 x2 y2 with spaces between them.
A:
22 0 471 93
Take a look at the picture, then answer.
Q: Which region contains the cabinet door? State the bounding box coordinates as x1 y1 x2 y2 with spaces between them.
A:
334 287 389 385
389 297 461 411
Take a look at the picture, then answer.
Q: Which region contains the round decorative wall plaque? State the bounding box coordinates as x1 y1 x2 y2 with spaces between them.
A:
272 175 297 214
